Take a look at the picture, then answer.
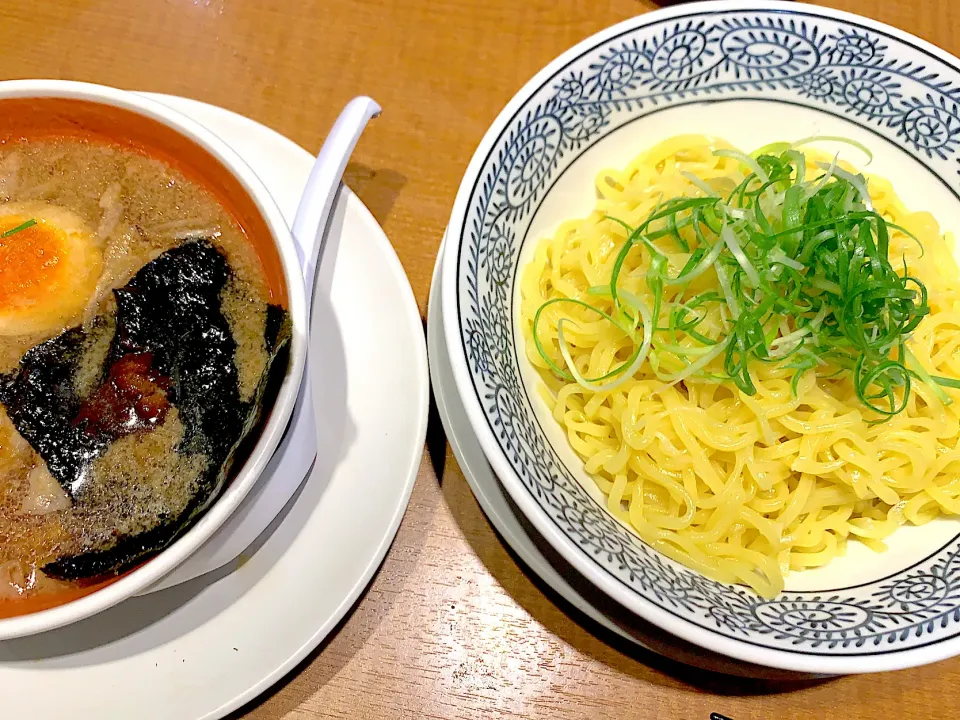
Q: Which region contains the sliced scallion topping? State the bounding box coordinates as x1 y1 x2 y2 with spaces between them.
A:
531 142 939 418
1 218 37 238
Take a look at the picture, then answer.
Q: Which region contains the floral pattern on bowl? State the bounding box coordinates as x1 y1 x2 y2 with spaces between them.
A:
443 1 960 673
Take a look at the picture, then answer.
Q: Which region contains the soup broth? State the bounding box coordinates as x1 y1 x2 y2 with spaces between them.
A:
0 107 287 617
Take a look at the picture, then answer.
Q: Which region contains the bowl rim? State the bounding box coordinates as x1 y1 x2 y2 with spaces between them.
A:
0 79 307 639
441 0 960 673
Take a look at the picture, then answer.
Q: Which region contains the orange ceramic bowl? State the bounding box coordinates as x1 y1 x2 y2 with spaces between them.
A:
0 80 307 639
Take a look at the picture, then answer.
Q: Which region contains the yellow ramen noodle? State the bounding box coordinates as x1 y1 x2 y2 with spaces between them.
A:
520 135 960 598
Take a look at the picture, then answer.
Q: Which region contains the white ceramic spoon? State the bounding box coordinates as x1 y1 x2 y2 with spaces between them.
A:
146 96 382 592
294 96 383 314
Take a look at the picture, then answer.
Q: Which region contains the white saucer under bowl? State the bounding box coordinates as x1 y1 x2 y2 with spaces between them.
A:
0 95 429 720
428 234 817 680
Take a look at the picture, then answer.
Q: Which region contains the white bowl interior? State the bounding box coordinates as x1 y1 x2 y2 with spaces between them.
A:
516 99 960 592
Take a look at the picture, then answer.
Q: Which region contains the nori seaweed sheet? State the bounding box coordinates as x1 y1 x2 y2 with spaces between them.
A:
0 239 291 579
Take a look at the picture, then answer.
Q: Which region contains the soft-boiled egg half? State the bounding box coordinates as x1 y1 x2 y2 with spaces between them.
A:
0 202 103 336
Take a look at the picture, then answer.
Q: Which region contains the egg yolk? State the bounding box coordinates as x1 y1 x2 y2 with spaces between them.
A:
0 204 103 337
0 220 69 308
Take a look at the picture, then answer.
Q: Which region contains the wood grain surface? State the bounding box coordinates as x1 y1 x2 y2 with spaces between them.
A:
2 1 958 718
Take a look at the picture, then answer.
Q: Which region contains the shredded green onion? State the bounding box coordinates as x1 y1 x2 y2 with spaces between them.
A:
531 140 942 418
1 219 37 238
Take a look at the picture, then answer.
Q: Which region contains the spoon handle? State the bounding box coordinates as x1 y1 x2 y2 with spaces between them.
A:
292 96 382 314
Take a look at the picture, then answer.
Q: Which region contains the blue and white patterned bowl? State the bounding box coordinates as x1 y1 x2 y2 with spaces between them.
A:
441 0 960 673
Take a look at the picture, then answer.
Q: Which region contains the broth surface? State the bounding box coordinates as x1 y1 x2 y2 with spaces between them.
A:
0 136 275 614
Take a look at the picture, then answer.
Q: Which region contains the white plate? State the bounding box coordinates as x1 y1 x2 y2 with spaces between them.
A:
0 95 429 720
428 233 816 680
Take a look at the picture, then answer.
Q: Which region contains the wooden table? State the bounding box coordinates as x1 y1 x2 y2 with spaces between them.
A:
3 1 957 718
